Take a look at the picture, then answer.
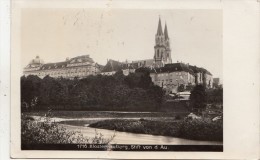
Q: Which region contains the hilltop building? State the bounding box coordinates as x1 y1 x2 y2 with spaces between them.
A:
150 63 212 93
100 17 213 92
149 18 213 91
100 59 212 93
100 59 135 76
100 59 154 76
23 17 213 91
23 55 102 79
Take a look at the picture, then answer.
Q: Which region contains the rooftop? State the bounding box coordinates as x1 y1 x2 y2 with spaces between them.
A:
25 55 99 70
150 63 212 75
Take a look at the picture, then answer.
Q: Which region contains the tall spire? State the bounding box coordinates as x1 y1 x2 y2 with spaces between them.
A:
156 17 163 35
164 23 169 39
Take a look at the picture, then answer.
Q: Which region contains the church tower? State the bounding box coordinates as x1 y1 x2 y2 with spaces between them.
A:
164 23 172 64
153 17 172 67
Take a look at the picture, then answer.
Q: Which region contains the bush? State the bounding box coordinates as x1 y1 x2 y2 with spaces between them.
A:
89 119 181 138
175 115 182 120
206 88 223 104
179 118 223 141
190 85 207 114
21 113 115 144
89 118 223 142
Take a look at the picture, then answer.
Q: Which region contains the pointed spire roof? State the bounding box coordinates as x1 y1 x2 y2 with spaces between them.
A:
164 23 169 39
156 17 163 35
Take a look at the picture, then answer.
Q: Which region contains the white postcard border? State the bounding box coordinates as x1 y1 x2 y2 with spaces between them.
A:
9 0 260 159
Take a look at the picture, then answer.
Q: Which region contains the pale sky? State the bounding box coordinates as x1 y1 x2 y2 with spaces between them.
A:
21 9 222 79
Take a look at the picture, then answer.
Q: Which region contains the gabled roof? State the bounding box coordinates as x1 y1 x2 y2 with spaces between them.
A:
40 61 68 70
102 59 123 72
37 55 95 70
150 63 195 75
95 63 104 70
102 59 155 72
189 65 212 75
132 59 154 67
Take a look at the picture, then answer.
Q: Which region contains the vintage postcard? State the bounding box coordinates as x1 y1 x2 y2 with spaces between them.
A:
9 0 259 159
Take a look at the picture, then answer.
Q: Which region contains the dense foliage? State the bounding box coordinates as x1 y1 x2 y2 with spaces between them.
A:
21 70 164 111
206 88 223 104
89 117 223 141
21 113 114 144
190 85 207 114
179 118 223 141
90 119 180 137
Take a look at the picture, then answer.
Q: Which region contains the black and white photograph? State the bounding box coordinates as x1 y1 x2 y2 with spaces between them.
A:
19 8 223 151
6 0 259 159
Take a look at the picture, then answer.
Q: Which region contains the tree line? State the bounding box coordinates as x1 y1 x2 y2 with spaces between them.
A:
21 69 164 112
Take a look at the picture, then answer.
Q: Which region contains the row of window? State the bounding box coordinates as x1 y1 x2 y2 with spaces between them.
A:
38 70 94 76
26 67 97 77
155 72 188 77
24 67 39 71
41 64 93 70
151 77 195 85
67 62 91 67
156 79 186 83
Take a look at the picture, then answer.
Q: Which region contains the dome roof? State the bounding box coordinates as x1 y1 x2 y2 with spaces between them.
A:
29 56 44 65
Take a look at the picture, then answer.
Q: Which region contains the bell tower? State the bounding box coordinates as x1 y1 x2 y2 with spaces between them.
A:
153 17 172 67
164 23 172 64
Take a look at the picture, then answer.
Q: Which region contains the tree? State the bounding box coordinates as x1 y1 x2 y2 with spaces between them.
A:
178 84 185 92
21 75 41 111
206 88 223 104
138 72 153 89
113 70 125 83
20 70 165 111
148 85 165 109
190 85 207 115
124 73 140 88
38 75 66 107
185 83 194 91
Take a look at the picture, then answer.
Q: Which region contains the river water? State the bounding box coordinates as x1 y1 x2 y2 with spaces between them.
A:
32 116 222 145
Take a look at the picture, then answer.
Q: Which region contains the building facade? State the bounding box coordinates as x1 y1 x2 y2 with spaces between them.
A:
189 65 213 88
150 63 196 93
23 55 102 79
150 63 213 93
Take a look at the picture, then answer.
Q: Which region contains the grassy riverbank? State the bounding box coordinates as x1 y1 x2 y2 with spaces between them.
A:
21 114 114 144
89 118 223 142
24 111 222 142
